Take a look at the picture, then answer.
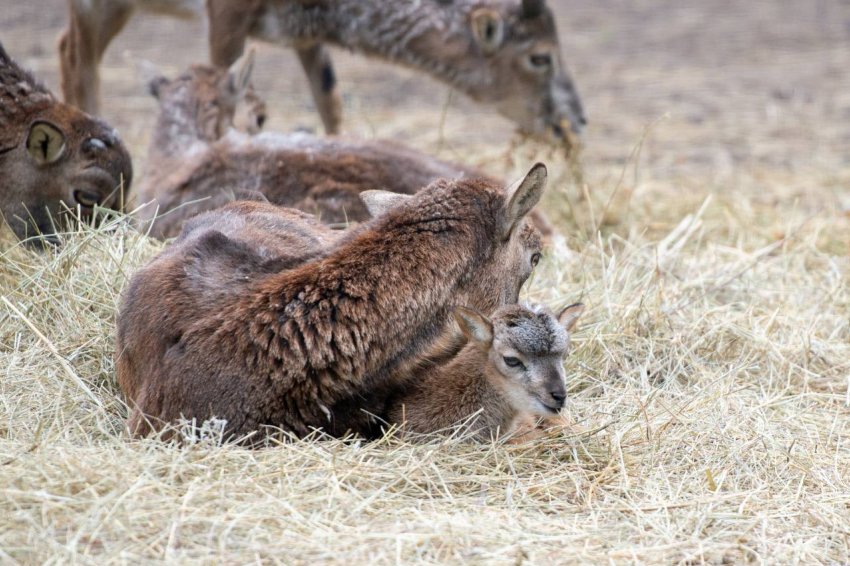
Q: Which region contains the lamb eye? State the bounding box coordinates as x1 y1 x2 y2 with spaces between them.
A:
528 53 552 70
73 190 101 208
503 356 524 369
531 253 542 267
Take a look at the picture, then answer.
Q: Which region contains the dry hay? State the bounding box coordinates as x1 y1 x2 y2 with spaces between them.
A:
1 154 848 566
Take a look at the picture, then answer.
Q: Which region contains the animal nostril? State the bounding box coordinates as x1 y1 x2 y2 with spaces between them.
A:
551 123 564 138
84 138 107 154
550 392 566 403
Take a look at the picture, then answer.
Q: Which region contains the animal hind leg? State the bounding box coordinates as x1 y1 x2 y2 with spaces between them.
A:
58 0 134 114
296 43 343 135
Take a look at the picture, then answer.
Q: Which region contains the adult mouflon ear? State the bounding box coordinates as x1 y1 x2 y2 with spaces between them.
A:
454 307 494 346
470 8 505 55
558 302 585 332
360 191 412 217
26 122 66 165
501 162 547 238
228 47 256 97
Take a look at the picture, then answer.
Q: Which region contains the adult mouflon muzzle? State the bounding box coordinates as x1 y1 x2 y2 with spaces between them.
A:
549 76 586 139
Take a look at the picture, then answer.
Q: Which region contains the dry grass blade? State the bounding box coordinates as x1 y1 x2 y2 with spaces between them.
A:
1 184 848 564
2 296 103 409
2 0 850 562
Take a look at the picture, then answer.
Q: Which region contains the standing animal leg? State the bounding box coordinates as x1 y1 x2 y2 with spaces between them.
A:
295 44 343 135
206 0 260 67
58 0 134 115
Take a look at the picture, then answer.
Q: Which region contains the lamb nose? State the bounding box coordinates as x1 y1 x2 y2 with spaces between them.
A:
550 391 566 404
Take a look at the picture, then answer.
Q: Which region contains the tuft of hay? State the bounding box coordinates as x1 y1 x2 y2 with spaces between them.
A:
1 178 848 564
2 1 849 561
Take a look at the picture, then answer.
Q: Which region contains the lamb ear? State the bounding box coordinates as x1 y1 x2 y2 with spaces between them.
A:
453 307 494 346
501 163 547 238
228 47 256 97
129 55 167 98
360 191 412 218
557 302 585 332
147 76 169 99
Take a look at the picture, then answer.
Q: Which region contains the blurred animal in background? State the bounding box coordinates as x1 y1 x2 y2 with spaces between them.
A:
59 0 585 144
0 42 132 246
138 47 267 143
116 164 548 440
135 56 555 239
386 302 584 442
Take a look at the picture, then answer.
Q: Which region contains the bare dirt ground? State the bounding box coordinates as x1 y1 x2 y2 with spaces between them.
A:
1 1 850 565
3 1 848 191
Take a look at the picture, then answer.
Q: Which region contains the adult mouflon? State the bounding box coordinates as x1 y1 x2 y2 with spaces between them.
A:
0 42 132 245
59 0 584 142
116 164 548 440
387 302 584 441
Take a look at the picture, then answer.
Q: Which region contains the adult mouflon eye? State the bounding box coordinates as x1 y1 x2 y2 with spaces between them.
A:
503 356 524 369
256 115 267 129
531 253 542 267
73 190 102 208
527 53 552 71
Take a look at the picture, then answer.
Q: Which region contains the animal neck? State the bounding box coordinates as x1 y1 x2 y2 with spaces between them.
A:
245 187 499 387
438 347 518 432
306 0 490 95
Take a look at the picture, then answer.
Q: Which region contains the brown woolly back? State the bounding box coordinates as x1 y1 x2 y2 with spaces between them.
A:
116 165 549 441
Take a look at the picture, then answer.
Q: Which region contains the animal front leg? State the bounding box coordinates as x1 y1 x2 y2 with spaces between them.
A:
58 0 133 114
207 0 263 67
296 43 343 135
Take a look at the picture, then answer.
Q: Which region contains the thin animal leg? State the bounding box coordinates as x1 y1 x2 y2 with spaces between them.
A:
295 43 343 135
58 0 134 114
207 0 259 67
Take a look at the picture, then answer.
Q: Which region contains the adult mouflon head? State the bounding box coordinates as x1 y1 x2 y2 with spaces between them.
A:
455 301 585 415
459 0 586 141
0 43 132 245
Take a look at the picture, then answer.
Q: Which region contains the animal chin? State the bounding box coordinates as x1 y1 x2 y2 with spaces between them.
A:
533 397 560 415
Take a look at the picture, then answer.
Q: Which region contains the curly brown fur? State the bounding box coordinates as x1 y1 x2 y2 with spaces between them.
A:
116 165 548 440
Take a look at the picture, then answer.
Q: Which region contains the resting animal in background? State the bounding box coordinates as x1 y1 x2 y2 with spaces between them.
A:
387 302 584 441
59 0 585 143
136 54 554 239
0 43 132 245
116 164 548 440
